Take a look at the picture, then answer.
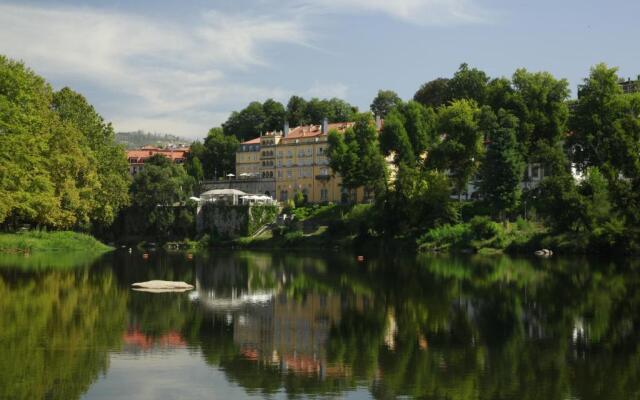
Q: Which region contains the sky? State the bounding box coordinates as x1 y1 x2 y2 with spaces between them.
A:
1 0 639 140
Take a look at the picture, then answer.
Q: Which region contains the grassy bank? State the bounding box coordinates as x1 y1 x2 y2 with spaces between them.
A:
417 216 544 255
0 231 113 253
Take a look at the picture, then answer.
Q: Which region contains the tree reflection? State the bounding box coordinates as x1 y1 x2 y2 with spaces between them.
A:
6 250 640 399
182 252 640 399
0 267 127 400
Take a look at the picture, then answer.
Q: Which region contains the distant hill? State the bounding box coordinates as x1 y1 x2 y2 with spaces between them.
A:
116 131 191 149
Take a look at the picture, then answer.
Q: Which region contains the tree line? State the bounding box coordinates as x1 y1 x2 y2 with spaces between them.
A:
328 63 640 252
3 53 640 251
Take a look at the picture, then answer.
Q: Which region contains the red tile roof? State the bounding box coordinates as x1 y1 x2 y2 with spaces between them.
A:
126 147 189 163
240 137 261 145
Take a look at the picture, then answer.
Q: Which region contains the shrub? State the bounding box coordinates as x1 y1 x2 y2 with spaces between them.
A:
469 216 503 240
283 230 304 244
417 223 470 252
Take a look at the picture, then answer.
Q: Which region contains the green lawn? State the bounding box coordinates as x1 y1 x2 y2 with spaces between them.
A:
0 231 113 253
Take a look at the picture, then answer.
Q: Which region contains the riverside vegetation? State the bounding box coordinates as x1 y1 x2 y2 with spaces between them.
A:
2 54 640 255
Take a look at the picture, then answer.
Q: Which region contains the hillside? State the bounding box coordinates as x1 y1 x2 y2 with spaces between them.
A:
116 131 191 149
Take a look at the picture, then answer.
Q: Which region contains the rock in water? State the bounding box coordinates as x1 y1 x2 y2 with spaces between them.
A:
534 249 553 257
131 280 194 293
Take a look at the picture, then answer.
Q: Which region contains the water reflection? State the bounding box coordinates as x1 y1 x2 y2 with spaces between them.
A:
1 251 640 399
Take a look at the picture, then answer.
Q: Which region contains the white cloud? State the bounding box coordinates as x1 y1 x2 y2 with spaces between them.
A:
0 3 311 138
301 0 491 25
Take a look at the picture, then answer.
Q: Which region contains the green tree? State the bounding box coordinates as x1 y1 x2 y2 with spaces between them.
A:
428 99 485 200
222 101 265 140
185 141 206 180
401 100 437 159
0 56 118 230
305 97 331 124
380 109 414 165
479 110 526 218
326 97 357 122
569 63 640 235
570 64 640 177
531 142 582 232
286 95 308 126
51 87 130 228
511 69 570 151
370 89 402 118
328 113 387 201
413 77 450 108
448 63 490 104
202 127 240 178
382 165 456 234
130 154 194 238
186 155 204 182
262 98 286 132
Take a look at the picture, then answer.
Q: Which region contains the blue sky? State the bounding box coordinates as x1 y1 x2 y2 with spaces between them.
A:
1 0 639 139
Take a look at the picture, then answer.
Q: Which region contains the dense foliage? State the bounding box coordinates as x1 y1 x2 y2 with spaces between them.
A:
0 56 130 232
327 62 640 253
221 96 358 140
115 154 195 240
186 127 240 180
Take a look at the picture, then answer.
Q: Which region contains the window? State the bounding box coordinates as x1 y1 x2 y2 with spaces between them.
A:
277 171 282 178
531 164 540 179
287 150 292 158
287 170 292 178
317 147 324 155
280 190 288 201
320 188 328 202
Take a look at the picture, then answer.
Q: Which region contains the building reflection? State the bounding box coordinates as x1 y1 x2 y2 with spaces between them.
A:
192 255 367 379
122 327 187 353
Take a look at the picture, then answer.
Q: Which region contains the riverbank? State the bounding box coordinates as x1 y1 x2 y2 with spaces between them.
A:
0 231 113 254
198 203 621 255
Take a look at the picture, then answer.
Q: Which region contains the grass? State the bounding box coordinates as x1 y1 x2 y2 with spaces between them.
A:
0 231 113 253
417 217 545 254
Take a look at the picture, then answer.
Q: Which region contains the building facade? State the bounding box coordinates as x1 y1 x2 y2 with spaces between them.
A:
126 146 189 175
235 120 367 204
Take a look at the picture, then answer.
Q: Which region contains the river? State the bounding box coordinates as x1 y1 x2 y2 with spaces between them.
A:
0 250 638 399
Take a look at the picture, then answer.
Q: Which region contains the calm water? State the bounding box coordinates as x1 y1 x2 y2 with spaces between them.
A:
1 250 640 399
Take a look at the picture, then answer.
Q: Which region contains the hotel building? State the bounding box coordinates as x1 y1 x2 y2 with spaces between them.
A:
236 119 371 204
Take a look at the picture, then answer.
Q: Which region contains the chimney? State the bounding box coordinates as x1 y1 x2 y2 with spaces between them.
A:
284 120 289 137
322 117 329 135
375 115 382 131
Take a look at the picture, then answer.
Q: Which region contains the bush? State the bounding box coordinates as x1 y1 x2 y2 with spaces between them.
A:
469 216 503 240
283 230 304 244
417 223 470 252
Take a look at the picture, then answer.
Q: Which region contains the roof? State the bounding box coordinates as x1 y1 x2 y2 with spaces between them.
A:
126 147 189 162
240 137 261 145
279 122 355 142
239 120 382 145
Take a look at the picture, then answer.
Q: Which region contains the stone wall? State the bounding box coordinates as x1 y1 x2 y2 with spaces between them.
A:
197 203 278 238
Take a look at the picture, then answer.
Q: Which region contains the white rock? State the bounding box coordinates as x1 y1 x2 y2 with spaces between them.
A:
131 280 194 291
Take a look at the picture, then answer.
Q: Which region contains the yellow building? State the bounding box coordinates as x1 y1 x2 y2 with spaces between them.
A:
237 120 370 204
235 137 262 178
